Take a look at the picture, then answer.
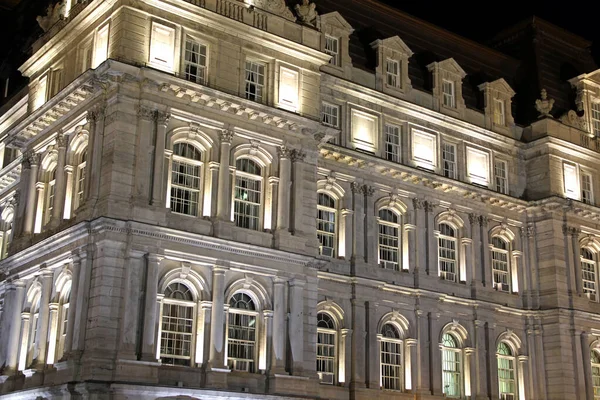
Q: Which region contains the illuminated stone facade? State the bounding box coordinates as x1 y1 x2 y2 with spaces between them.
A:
0 1 600 399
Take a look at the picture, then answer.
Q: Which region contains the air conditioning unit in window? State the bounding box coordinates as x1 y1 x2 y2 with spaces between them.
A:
318 372 334 385
495 282 509 292
320 247 334 258
500 394 515 400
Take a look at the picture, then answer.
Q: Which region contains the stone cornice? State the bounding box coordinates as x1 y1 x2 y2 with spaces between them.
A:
319 145 528 214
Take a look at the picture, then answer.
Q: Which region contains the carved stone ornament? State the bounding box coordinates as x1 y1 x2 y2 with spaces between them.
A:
36 0 67 32
290 148 306 162
535 89 554 118
560 110 588 131
250 0 296 22
277 145 292 159
294 0 318 26
219 129 235 144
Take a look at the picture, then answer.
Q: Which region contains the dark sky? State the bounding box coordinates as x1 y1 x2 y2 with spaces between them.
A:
378 1 600 64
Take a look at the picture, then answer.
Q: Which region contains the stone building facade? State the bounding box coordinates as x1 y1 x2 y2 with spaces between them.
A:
0 0 599 399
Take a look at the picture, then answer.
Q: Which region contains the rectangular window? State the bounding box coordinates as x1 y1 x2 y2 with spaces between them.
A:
494 99 506 126
278 66 299 111
93 24 109 69
321 102 339 128
582 173 594 205
386 59 400 88
227 312 256 372
351 109 378 152
466 147 490 186
325 36 339 66
34 75 48 110
50 68 63 97
183 38 207 85
442 143 456 179
80 42 93 73
234 174 261 230
317 330 335 384
380 339 402 390
245 61 265 103
592 103 600 137
442 79 455 108
442 347 461 397
149 22 175 71
495 160 508 195
412 129 437 169
76 162 86 208
160 303 194 366
564 163 579 200
384 124 401 163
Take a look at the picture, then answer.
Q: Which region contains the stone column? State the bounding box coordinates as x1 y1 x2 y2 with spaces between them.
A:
534 323 547 399
23 153 40 235
462 238 472 283
475 320 489 398
582 332 593 400
18 313 31 371
480 216 492 287
339 328 351 386
262 310 273 372
200 301 212 365
406 338 418 391
45 303 59 365
487 323 498 397
351 183 367 263
63 165 74 218
135 106 156 202
464 347 476 398
64 254 80 356
430 313 442 395
518 356 530 400
88 105 106 203
521 227 533 308
151 112 170 206
291 150 306 234
572 328 585 398
33 270 53 368
51 132 68 223
288 279 304 375
118 251 145 359
571 227 582 295
276 146 291 231
366 301 379 388
216 130 234 221
416 309 430 393
272 277 287 374
33 182 45 234
469 214 481 287
424 201 436 276
525 321 538 400
141 254 162 361
413 199 426 285
339 209 354 260
4 281 25 373
350 298 366 388
208 265 227 369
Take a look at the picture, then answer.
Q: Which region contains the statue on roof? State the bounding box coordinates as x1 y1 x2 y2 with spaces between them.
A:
36 0 67 32
252 0 296 21
295 0 318 27
535 89 554 118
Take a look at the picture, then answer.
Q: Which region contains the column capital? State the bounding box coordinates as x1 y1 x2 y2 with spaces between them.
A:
474 319 486 327
49 302 60 311
360 185 375 197
156 111 171 126
412 198 423 210
479 215 489 227
277 145 293 160
289 278 306 288
25 151 41 168
464 347 476 355
526 223 536 238
219 129 235 144
56 132 68 148
468 213 479 226
273 276 287 285
263 309 274 318
290 148 306 162
88 104 106 122
145 253 164 264
200 301 213 310
518 355 529 363
136 105 156 121
405 338 418 347
423 200 435 213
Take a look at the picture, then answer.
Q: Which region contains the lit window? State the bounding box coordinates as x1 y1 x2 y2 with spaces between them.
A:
75 150 87 210
494 99 506 126
591 350 600 399
183 38 207 85
19 295 40 370
234 158 262 230
495 160 508 195
441 333 462 398
227 293 257 372
438 223 457 282
581 248 598 302
325 36 339 66
0 207 14 260
317 312 336 384
50 68 63 98
466 147 490 186
278 66 299 111
317 193 336 258
34 76 48 110
93 24 109 69
491 237 510 292
386 59 400 88
160 283 195 366
442 79 455 108
442 143 456 179
78 39 93 73
378 209 400 271
245 61 265 103
380 323 403 390
57 292 70 361
564 163 579 200
582 173 594 205
149 22 175 71
170 143 202 216
412 130 437 169
384 124 401 163
497 343 516 400
322 102 340 128
45 169 57 225
592 103 600 137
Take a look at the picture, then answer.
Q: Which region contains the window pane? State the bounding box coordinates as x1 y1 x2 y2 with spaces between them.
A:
317 193 336 257
438 224 457 282
385 124 401 163
184 39 207 84
170 143 202 216
443 143 456 179
245 61 265 102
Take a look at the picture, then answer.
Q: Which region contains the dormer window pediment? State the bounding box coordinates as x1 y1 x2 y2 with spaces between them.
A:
427 58 467 118
478 78 516 135
371 36 413 96
319 12 354 79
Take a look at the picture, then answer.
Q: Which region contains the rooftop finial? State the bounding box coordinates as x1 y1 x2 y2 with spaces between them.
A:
295 0 318 27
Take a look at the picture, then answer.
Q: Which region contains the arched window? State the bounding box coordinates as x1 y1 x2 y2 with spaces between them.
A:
74 150 87 210
159 282 196 366
20 293 41 370
582 248 598 301
380 323 403 390
591 350 600 399
492 237 511 292
0 207 14 259
170 143 203 216
497 342 516 399
441 333 462 398
378 209 400 270
227 293 258 372
317 193 337 258
234 158 262 230
438 223 457 282
317 312 337 384
44 168 57 225
56 284 71 361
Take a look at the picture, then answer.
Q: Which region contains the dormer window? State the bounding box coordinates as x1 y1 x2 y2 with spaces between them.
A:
325 36 340 66
494 99 506 126
592 102 600 137
386 59 400 88
442 80 455 108
478 79 515 134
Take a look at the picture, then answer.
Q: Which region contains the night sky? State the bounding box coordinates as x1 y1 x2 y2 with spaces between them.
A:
378 1 600 64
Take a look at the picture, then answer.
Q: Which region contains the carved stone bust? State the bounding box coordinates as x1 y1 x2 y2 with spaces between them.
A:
295 0 318 26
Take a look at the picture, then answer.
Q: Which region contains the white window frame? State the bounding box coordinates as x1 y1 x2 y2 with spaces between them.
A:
491 237 511 292
93 23 109 69
378 209 400 271
581 248 599 302
159 283 197 366
497 343 517 400
317 312 337 385
322 102 340 128
438 223 457 283
384 124 401 163
495 159 509 195
317 192 337 258
233 158 263 231
386 59 400 88
582 172 594 205
442 79 456 108
325 35 340 67
466 147 490 186
494 98 506 126
244 60 266 103
149 22 176 72
411 129 437 170
379 323 403 391
226 293 259 373
563 162 580 200
182 37 208 85
278 66 299 112
591 349 600 400
591 102 600 137
442 142 457 179
170 142 203 217
75 151 87 210
441 333 462 398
